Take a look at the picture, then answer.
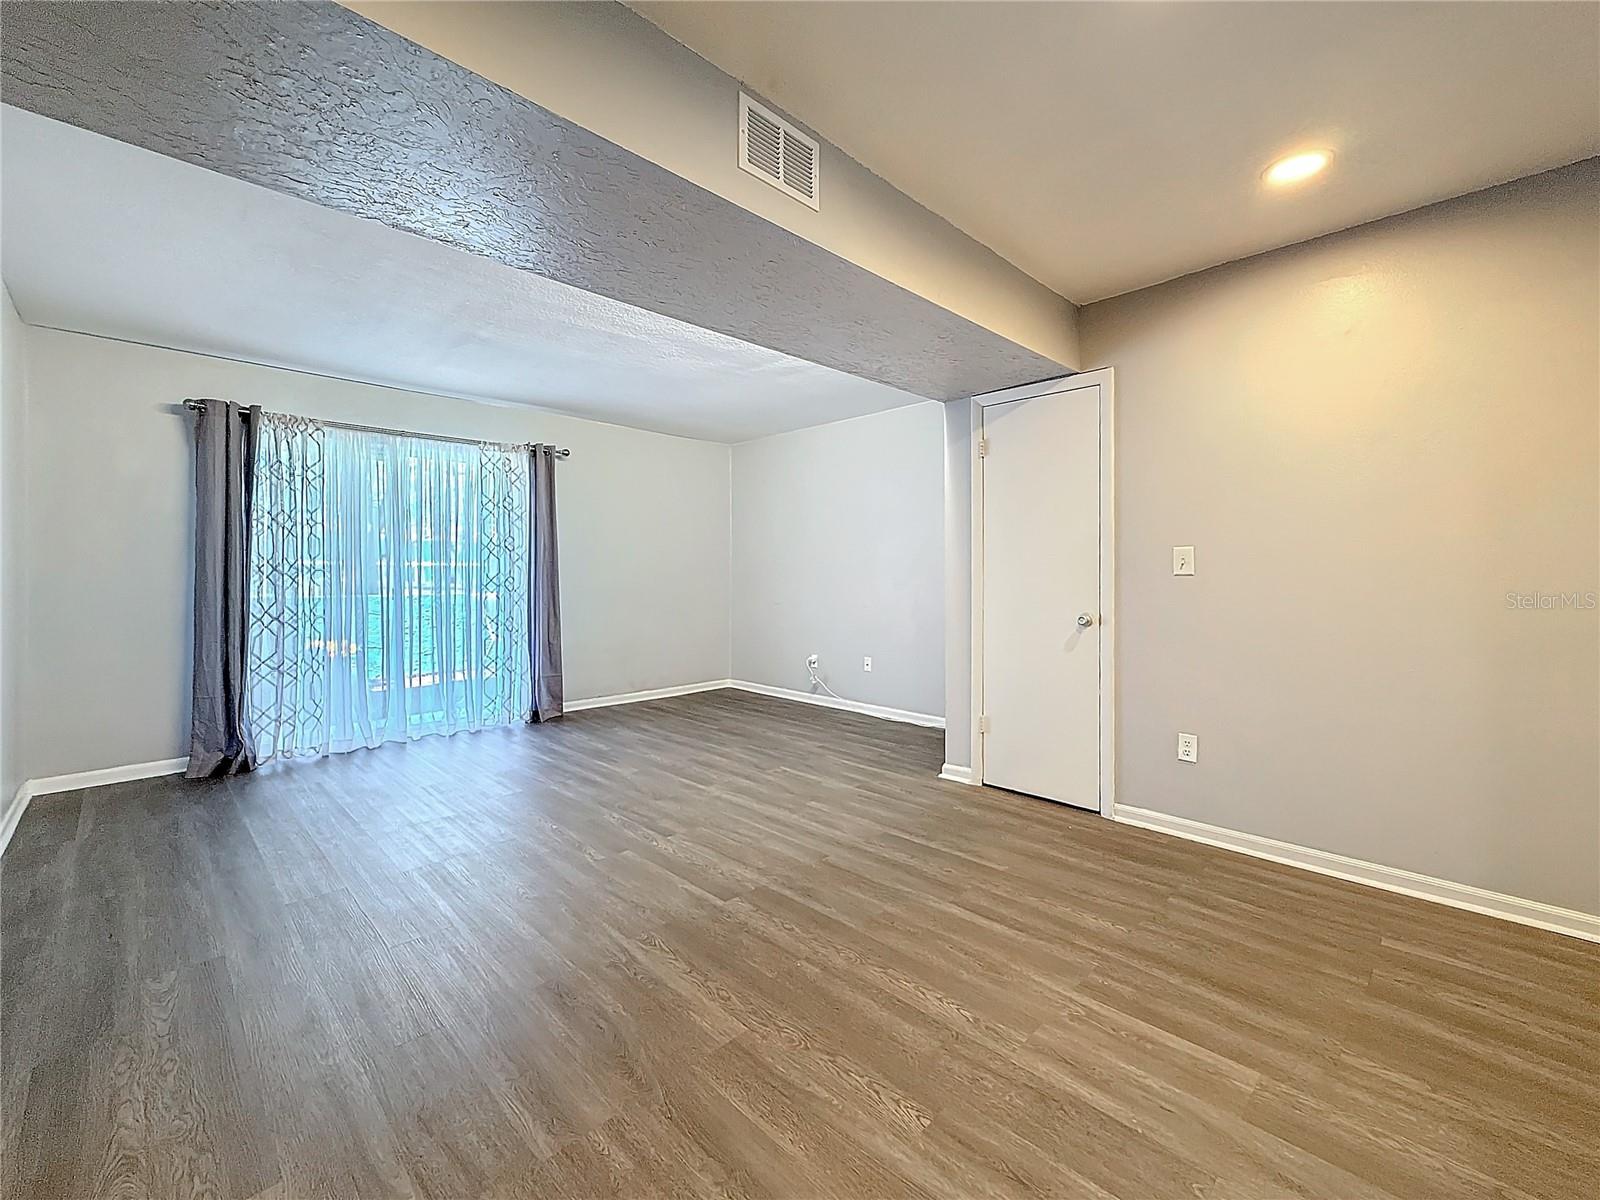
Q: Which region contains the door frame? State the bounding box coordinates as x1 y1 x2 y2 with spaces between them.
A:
969 368 1116 818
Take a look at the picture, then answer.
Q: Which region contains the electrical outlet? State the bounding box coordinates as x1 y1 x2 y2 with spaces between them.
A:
807 654 819 669
863 656 873 672
1177 733 1198 763
1173 546 1195 576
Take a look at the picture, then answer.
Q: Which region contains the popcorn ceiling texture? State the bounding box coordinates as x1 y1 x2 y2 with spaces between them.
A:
0 0 1066 399
3 106 928 443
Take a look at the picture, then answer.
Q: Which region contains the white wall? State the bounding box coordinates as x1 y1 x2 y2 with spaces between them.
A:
0 289 27 807
732 403 944 719
22 330 733 780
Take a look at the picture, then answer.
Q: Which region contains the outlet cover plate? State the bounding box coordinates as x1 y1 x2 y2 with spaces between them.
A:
1177 732 1198 763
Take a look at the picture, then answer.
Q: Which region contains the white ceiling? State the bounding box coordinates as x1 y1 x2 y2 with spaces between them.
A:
0 106 924 443
631 0 1600 303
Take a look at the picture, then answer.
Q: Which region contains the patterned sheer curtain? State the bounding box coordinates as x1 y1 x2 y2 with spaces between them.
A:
247 416 531 762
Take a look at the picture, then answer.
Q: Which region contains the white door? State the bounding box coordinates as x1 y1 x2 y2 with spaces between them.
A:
981 384 1103 809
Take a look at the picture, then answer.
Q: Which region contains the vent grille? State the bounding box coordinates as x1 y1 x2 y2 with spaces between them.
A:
739 93 819 210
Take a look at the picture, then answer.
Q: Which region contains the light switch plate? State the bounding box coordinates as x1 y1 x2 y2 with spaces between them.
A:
1177 732 1198 763
1173 546 1195 576
863 656 873 672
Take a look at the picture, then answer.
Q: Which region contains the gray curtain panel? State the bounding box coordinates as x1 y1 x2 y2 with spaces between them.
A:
528 444 565 722
187 399 261 778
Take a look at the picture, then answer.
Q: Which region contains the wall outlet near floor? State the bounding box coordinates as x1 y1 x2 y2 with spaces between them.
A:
807 654 819 669
1177 732 1199 763
1173 546 1195 576
862 656 873 672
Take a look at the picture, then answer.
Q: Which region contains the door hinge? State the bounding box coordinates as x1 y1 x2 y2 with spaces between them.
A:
978 713 989 734
977 437 988 458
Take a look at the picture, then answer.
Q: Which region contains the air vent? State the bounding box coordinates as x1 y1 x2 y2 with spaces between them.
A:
739 93 819 210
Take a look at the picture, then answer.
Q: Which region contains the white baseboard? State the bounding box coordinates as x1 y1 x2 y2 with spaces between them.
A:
1114 805 1600 944
1 757 190 858
11 728 1585 945
727 680 944 729
0 780 32 857
30 757 189 798
7 677 938 822
564 679 735 714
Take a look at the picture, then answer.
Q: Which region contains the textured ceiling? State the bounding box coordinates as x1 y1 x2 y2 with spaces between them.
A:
1 107 926 444
0 0 1067 401
633 0 1600 303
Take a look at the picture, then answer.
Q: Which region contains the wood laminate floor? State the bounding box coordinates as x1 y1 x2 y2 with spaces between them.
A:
2 691 1595 1200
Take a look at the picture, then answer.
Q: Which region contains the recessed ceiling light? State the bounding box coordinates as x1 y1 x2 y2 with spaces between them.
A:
1264 150 1331 187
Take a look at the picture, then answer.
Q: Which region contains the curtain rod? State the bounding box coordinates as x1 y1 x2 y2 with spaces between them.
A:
180 399 571 457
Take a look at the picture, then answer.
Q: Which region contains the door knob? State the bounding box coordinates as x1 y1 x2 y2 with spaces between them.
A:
1076 612 1095 628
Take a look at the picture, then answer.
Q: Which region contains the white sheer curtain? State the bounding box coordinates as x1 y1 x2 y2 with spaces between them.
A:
247 417 531 762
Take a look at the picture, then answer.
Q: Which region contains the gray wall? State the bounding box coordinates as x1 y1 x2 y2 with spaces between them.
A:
0 290 27 804
732 403 945 718
1082 161 1599 913
22 329 733 779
